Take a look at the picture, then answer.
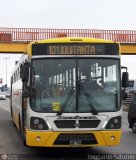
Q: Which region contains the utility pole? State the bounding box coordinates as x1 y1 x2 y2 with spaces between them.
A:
4 57 10 86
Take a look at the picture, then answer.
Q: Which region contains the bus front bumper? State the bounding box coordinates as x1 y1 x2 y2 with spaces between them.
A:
26 129 122 147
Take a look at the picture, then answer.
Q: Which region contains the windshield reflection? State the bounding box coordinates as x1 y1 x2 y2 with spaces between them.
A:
30 58 120 113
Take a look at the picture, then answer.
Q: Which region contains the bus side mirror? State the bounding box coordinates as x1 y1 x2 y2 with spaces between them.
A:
122 72 129 88
20 62 30 83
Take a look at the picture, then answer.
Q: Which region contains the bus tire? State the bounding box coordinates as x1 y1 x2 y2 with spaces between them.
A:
10 106 16 127
132 123 136 133
10 105 13 119
19 115 27 146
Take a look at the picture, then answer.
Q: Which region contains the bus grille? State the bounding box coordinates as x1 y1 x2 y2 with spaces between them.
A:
54 120 76 128
54 134 97 145
54 120 100 128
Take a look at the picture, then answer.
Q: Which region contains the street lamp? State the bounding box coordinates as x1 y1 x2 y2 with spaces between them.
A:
4 57 10 86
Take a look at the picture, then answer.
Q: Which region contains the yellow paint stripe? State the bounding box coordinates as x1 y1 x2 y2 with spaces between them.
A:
0 42 29 53
121 44 136 54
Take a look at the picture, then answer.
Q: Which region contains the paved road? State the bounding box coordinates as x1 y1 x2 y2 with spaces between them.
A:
0 99 136 160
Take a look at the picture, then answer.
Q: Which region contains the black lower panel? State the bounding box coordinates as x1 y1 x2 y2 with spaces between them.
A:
54 133 97 145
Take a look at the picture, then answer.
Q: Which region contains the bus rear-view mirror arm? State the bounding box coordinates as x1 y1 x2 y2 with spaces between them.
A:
121 66 129 88
22 87 30 98
20 61 30 83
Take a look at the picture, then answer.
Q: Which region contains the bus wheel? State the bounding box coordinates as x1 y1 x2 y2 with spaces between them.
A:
132 123 136 133
10 106 13 118
19 116 27 146
10 107 16 126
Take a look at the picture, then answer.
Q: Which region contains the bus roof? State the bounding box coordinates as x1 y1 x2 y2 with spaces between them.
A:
30 37 119 45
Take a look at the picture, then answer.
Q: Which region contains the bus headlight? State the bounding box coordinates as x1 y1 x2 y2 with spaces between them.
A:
38 124 44 130
113 117 119 124
30 117 49 130
105 116 121 129
34 118 40 125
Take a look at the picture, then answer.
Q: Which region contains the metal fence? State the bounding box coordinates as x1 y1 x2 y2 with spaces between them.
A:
0 27 136 43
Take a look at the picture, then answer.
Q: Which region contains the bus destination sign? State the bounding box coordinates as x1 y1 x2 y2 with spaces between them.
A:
48 44 104 55
32 43 118 55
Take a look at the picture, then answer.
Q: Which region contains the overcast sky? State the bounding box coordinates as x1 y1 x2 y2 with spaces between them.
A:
0 0 136 86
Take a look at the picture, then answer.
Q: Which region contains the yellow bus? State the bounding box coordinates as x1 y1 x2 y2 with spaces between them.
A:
10 37 128 147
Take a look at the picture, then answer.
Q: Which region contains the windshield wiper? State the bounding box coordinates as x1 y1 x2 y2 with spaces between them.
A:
57 86 75 116
57 82 98 116
79 82 98 115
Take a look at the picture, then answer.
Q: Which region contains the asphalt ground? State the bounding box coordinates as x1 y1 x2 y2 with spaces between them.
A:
0 99 136 160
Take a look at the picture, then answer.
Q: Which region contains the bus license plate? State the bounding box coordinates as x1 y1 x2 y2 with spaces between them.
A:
70 139 82 146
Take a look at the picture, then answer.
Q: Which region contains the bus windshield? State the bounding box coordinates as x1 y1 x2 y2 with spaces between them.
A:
30 58 120 113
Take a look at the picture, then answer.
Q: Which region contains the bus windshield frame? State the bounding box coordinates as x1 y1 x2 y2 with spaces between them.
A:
29 56 121 113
